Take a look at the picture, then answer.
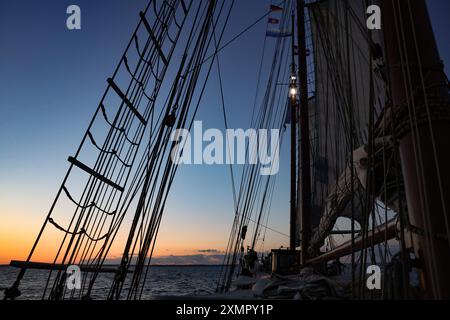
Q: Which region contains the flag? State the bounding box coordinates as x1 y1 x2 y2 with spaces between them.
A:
266 29 292 38
270 4 283 12
268 17 279 24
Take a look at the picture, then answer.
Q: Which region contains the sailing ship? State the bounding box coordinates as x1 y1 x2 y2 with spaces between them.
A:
3 0 450 300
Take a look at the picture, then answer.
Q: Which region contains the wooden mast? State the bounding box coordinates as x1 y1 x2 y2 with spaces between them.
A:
381 0 450 299
296 0 311 266
290 12 298 251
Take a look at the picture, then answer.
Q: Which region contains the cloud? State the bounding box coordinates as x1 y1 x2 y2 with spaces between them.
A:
197 249 221 253
104 254 225 266
151 254 224 265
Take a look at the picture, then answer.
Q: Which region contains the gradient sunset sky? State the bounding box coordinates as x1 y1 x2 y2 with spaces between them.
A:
1 0 449 264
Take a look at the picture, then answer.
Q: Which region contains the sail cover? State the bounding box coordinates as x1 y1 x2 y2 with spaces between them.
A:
300 0 387 249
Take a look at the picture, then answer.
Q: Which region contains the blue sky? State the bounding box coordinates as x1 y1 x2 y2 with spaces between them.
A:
0 0 449 262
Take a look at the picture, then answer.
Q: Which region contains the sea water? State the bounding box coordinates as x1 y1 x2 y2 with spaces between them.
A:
0 265 221 300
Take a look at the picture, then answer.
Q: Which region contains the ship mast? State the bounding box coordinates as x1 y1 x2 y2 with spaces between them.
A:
289 12 298 251
381 0 450 299
296 0 311 266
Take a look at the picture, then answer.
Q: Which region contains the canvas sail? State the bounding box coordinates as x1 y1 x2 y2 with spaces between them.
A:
302 0 387 252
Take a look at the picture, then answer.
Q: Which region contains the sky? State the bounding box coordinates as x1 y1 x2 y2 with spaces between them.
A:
0 0 449 265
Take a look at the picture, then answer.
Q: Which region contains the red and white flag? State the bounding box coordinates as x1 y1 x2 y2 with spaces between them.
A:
270 4 283 12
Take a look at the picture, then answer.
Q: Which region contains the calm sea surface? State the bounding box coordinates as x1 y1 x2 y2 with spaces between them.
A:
0 265 222 300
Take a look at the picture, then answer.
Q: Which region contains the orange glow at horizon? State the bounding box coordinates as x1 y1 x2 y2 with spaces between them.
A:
0 219 229 265
0 190 227 264
0 209 234 265
0 183 288 265
0 211 285 265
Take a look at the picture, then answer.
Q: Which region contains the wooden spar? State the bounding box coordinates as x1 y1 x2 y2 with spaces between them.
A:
381 0 450 299
290 13 298 251
297 0 311 265
329 230 361 235
9 260 129 273
307 220 397 265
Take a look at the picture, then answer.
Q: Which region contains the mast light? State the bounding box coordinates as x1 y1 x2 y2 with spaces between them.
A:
290 87 297 97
